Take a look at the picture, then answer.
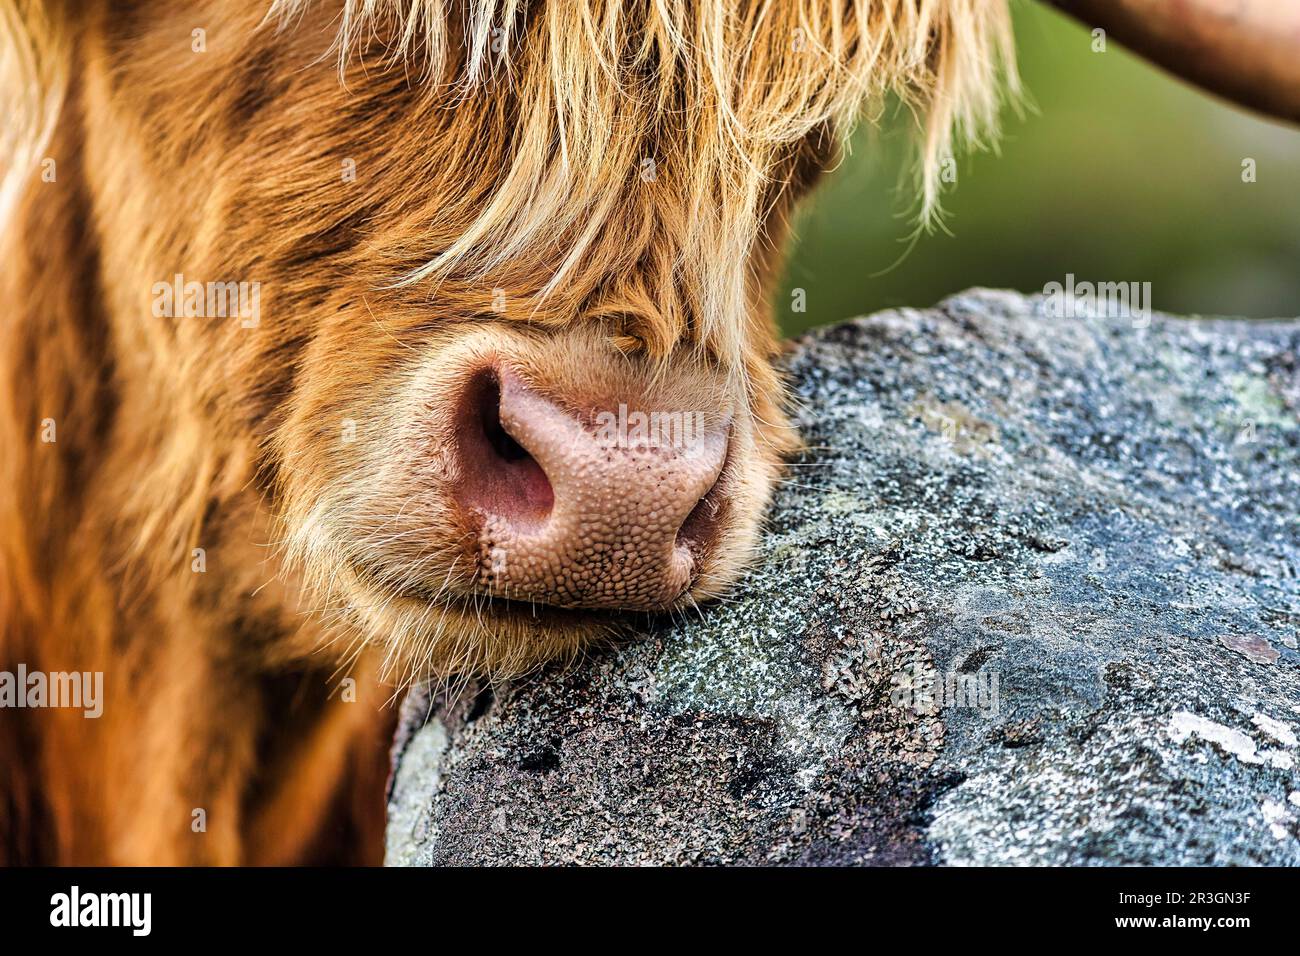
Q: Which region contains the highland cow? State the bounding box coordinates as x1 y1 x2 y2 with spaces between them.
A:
0 0 1294 865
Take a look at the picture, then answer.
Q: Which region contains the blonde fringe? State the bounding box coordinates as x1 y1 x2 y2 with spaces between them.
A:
268 0 1016 365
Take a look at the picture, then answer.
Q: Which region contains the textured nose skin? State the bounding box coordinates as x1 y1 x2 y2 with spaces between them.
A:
479 371 728 609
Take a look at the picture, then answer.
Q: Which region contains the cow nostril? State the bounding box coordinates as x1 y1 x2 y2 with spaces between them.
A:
676 462 727 563
480 382 530 463
456 370 554 529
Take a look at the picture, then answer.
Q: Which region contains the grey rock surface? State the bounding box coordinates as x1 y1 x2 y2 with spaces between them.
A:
386 289 1300 866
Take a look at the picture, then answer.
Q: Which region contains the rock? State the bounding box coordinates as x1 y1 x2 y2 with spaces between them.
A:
385 289 1300 866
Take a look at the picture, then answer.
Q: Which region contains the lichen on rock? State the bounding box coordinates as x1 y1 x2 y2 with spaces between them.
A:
387 289 1300 866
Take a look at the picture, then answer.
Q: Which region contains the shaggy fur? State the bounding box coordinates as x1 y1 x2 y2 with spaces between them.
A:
0 0 1013 864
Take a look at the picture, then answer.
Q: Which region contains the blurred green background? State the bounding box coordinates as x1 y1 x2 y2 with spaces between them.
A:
776 2 1300 336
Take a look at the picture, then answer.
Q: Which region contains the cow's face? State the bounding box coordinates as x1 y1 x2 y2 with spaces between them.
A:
73 0 1010 677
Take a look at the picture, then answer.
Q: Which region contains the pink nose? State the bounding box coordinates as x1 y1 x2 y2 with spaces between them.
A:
456 369 729 610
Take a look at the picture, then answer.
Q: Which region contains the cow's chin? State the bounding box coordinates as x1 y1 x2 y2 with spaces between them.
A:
321 555 621 682
380 595 615 682
298 512 759 683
